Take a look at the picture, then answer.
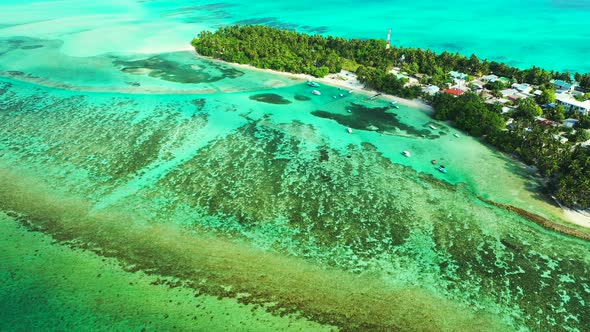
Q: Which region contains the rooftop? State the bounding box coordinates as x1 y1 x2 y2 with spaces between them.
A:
556 93 590 109
449 71 468 79
442 88 465 96
552 79 576 89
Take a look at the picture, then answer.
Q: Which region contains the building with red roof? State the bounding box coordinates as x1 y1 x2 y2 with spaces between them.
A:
441 88 465 96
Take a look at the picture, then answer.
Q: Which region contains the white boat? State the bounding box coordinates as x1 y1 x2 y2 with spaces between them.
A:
402 150 411 157
348 90 353 94
307 81 320 87
347 109 352 113
390 101 398 105
312 90 321 95
347 127 353 134
454 133 460 138
339 93 344 97
429 125 437 130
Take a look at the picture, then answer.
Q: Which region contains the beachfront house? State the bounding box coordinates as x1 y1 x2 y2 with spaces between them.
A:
552 79 576 92
422 85 440 95
556 93 590 115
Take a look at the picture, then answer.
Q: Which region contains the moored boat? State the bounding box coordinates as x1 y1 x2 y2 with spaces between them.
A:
347 127 353 134
312 90 321 95
402 150 411 157
307 81 320 87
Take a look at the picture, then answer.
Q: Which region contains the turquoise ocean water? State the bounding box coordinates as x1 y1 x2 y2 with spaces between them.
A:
2 0 589 73
1 1 590 331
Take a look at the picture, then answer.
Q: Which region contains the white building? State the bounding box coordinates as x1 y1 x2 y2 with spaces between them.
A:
500 88 528 100
449 71 468 80
481 74 499 82
422 85 440 95
556 93 590 115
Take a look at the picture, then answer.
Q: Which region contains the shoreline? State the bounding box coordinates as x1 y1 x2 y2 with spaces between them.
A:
479 197 590 241
202 55 434 114
199 55 590 230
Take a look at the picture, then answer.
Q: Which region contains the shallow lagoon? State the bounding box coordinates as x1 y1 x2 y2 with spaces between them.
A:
1 0 590 331
1 73 590 330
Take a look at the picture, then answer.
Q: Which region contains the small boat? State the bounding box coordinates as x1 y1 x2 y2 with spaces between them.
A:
454 133 460 138
429 125 438 130
339 93 344 97
431 159 437 164
347 109 352 113
348 90 353 94
402 150 411 157
392 105 400 109
438 166 447 173
312 90 321 95
390 101 398 105
332 96 337 99
347 127 353 134
307 81 320 87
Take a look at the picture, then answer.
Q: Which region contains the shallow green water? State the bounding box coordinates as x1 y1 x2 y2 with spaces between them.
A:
1 75 590 331
0 213 333 332
1 1 590 330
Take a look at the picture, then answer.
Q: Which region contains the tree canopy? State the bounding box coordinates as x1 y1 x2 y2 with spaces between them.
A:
513 98 543 120
192 25 590 208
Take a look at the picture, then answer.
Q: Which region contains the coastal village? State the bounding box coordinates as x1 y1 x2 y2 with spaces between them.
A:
325 67 590 144
403 70 589 128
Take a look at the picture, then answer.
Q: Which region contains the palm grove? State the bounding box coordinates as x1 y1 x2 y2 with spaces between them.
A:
192 25 590 208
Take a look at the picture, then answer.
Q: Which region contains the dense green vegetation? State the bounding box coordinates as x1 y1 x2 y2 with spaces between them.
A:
192 25 590 208
192 25 588 89
432 91 590 208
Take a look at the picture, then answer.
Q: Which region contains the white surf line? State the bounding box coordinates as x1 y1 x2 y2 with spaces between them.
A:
92 110 248 211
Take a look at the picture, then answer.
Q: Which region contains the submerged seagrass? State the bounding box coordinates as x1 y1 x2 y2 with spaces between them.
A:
2 0 590 329
0 77 589 331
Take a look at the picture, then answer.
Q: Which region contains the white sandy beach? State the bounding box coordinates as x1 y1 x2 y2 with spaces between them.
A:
204 56 434 114
552 197 590 228
562 209 590 228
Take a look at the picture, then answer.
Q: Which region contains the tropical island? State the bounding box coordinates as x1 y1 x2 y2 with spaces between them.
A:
192 25 590 212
